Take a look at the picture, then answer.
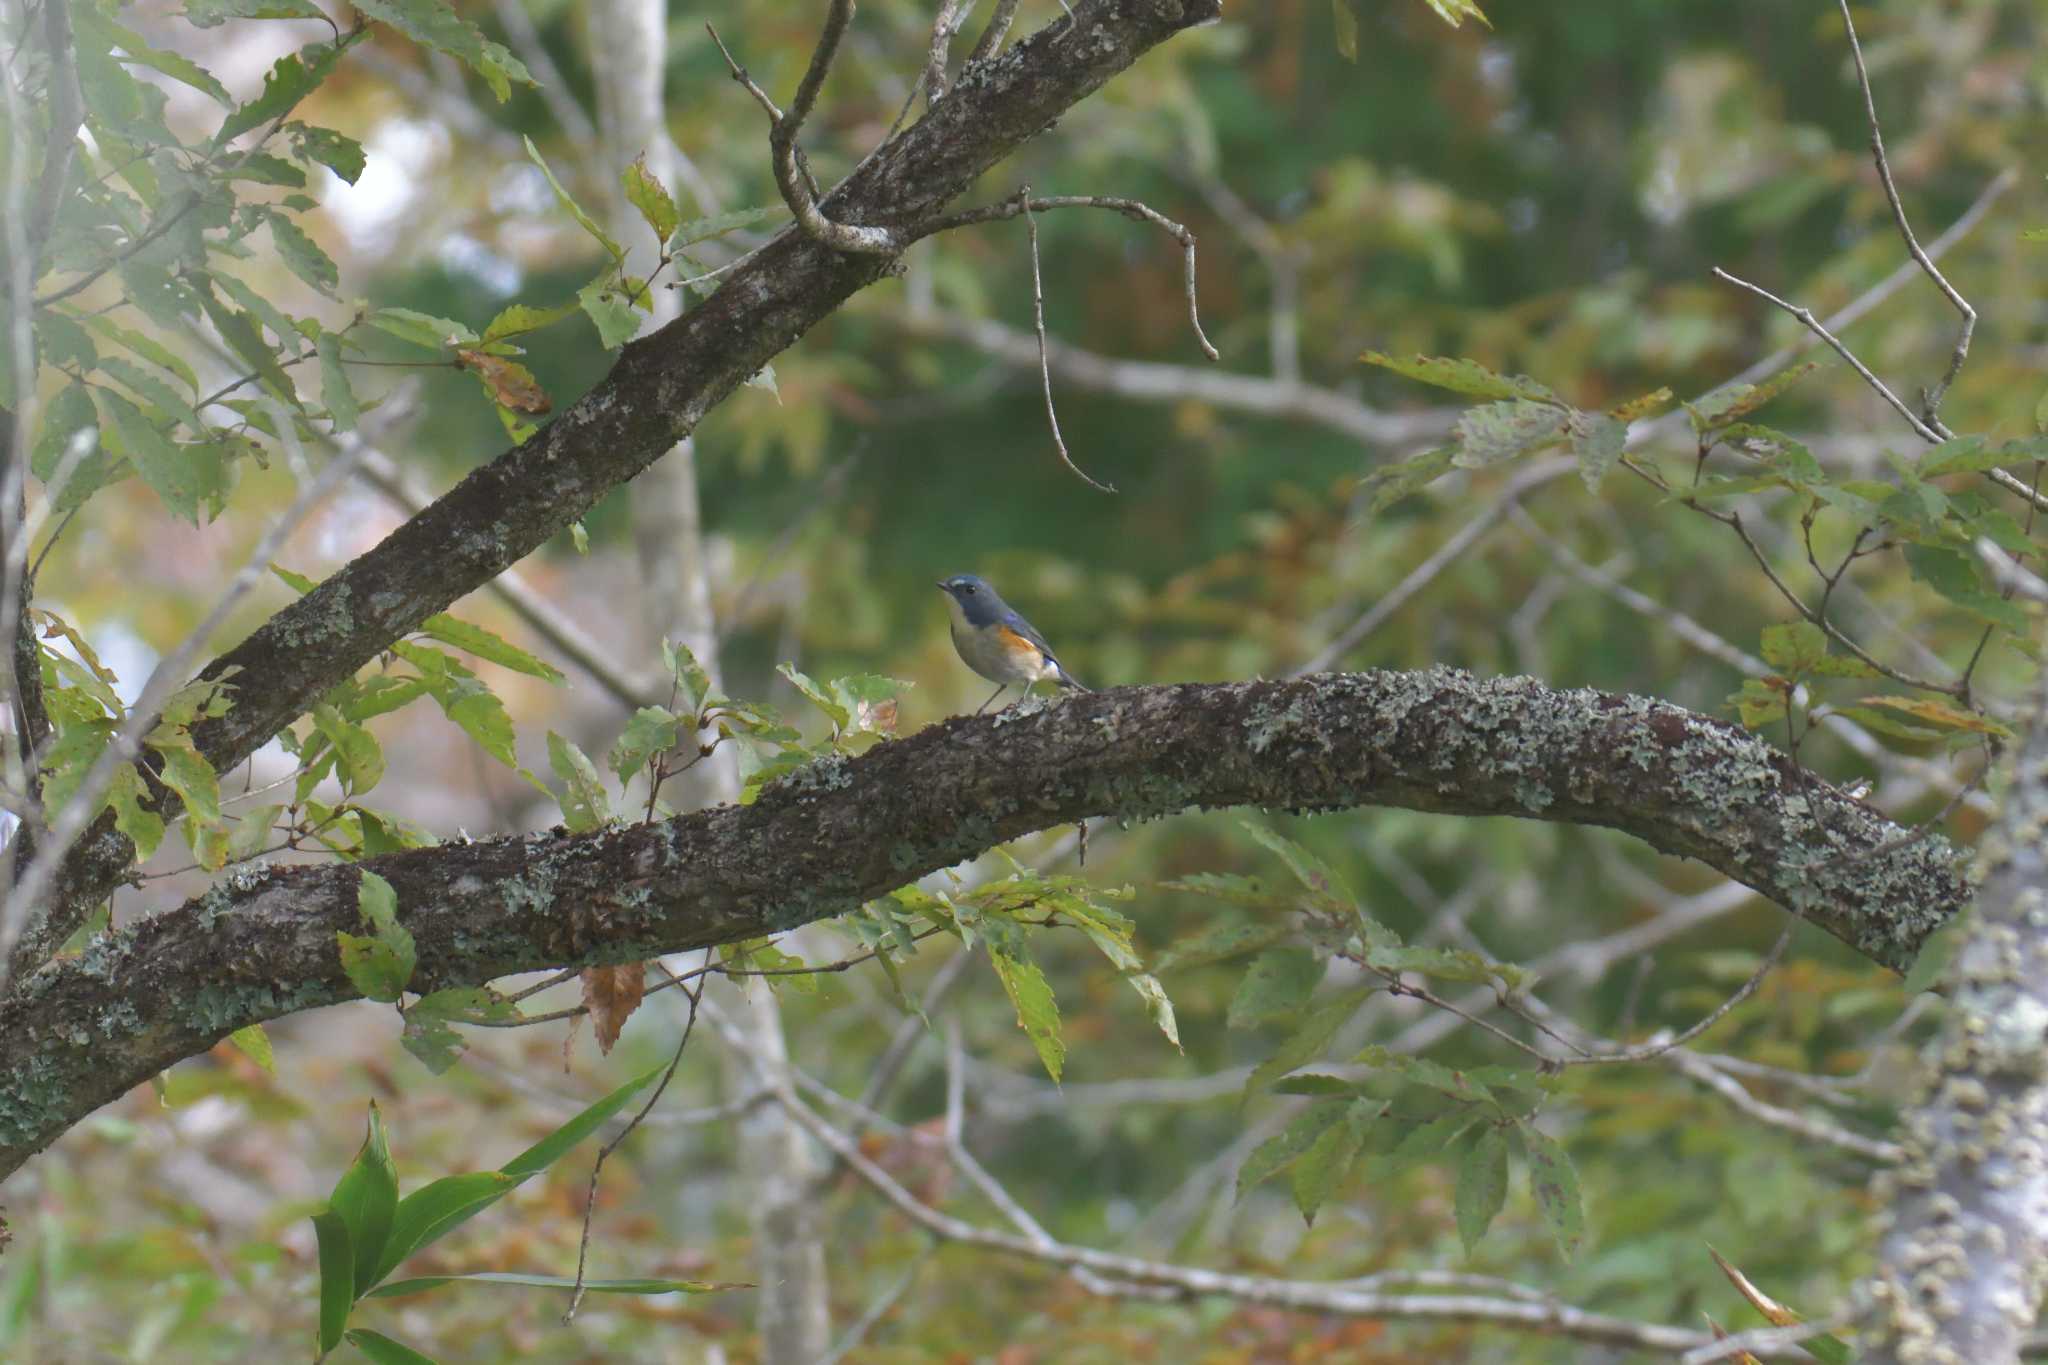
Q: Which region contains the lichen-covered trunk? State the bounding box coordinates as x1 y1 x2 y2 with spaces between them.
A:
1863 671 2048 1363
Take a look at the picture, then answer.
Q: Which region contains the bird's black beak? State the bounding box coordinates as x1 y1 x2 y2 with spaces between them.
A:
934 580 948 592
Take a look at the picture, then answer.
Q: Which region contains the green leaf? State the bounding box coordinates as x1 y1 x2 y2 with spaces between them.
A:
1454 400 1571 468
340 871 414 1002
1331 0 1358 59
371 1172 519 1288
1351 1045 1501 1105
547 731 611 832
609 706 681 784
1686 361 1819 433
577 274 644 349
1227 946 1324 1028
93 389 202 523
201 290 299 406
1902 915 1966 996
267 213 340 295
227 1021 275 1073
623 156 680 244
417 614 564 682
30 385 116 511
1365 943 1522 988
215 34 359 146
1363 352 1553 401
107 764 165 860
329 1104 399 1300
1291 1099 1371 1225
1568 411 1627 491
318 331 360 433
499 1062 667 1182
482 300 579 343
526 136 622 261
310 1208 353 1351
1236 1100 1352 1197
342 1329 439 1365
312 704 384 796
1454 1126 1509 1257
778 663 853 730
1422 0 1489 26
290 122 367 183
367 306 476 351
150 739 222 826
1151 915 1291 972
369 1272 741 1298
446 688 520 769
352 0 532 102
989 946 1064 1083
184 0 330 26
1239 819 1355 908
1517 1122 1584 1258
1759 621 1827 673
1245 985 1376 1095
98 356 202 433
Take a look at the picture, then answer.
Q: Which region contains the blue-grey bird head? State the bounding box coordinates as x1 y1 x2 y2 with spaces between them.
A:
937 574 1007 628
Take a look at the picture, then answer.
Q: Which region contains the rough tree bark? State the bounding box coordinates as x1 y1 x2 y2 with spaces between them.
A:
10 0 1229 973
1864 670 2048 1364
0 669 1968 1178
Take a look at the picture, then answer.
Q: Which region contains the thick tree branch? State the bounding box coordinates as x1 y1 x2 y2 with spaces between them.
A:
21 0 1225 970
0 671 1967 1178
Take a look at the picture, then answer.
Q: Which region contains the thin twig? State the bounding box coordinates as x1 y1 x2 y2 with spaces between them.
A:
1833 0 1977 424
1019 191 1115 493
564 968 704 1322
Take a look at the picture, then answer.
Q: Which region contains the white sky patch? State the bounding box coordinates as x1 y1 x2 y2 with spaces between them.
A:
322 117 451 256
439 233 523 296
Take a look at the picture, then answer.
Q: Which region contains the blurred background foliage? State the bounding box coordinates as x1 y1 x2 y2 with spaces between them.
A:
8 0 2048 1359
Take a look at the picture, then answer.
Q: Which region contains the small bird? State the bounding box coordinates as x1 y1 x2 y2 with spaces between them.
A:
937 574 1090 714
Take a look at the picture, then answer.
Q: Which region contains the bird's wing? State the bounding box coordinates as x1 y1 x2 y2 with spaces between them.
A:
999 610 1059 664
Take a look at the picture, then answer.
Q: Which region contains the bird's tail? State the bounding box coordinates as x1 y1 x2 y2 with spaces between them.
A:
1056 665 1091 692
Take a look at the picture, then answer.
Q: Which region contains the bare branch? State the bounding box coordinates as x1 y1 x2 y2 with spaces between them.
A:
965 0 1023 67
1021 191 1116 492
1833 0 1980 425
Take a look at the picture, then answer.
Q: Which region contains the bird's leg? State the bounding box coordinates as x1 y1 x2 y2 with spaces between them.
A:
975 683 1008 715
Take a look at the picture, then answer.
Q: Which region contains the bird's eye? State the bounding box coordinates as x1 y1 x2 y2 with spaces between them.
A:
963 585 977 594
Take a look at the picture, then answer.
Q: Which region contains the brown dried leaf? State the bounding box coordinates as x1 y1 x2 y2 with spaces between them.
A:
455 349 553 414
581 962 648 1055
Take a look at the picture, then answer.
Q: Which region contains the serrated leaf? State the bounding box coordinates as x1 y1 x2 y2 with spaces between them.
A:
547 732 611 832
1363 352 1554 401
669 202 786 248
399 1011 465 1075
290 122 366 183
482 300 579 342
367 306 476 351
1245 984 1376 1095
989 946 1064 1083
150 738 222 826
353 0 532 102
1568 411 1627 491
1454 1126 1509 1257
417 614 564 682
313 704 385 796
577 274 643 349
341 870 414 1001
1237 1100 1352 1197
609 706 681 784
455 349 551 414
446 688 519 768
1151 915 1291 972
106 763 164 859
623 155 679 244
1855 695 2010 739
267 213 340 295
1608 386 1673 423
778 663 852 730
580 962 647 1055
1291 1099 1371 1224
317 331 359 433
1227 946 1324 1028
1687 362 1819 433
93 388 202 522
227 1021 275 1073
184 0 330 25
527 136 622 260
1454 400 1571 468
1518 1122 1583 1257
1239 819 1354 907
1759 621 1827 673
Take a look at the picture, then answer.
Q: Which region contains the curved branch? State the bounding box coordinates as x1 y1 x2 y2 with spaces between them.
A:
21 0 1226 971
0 671 1967 1178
